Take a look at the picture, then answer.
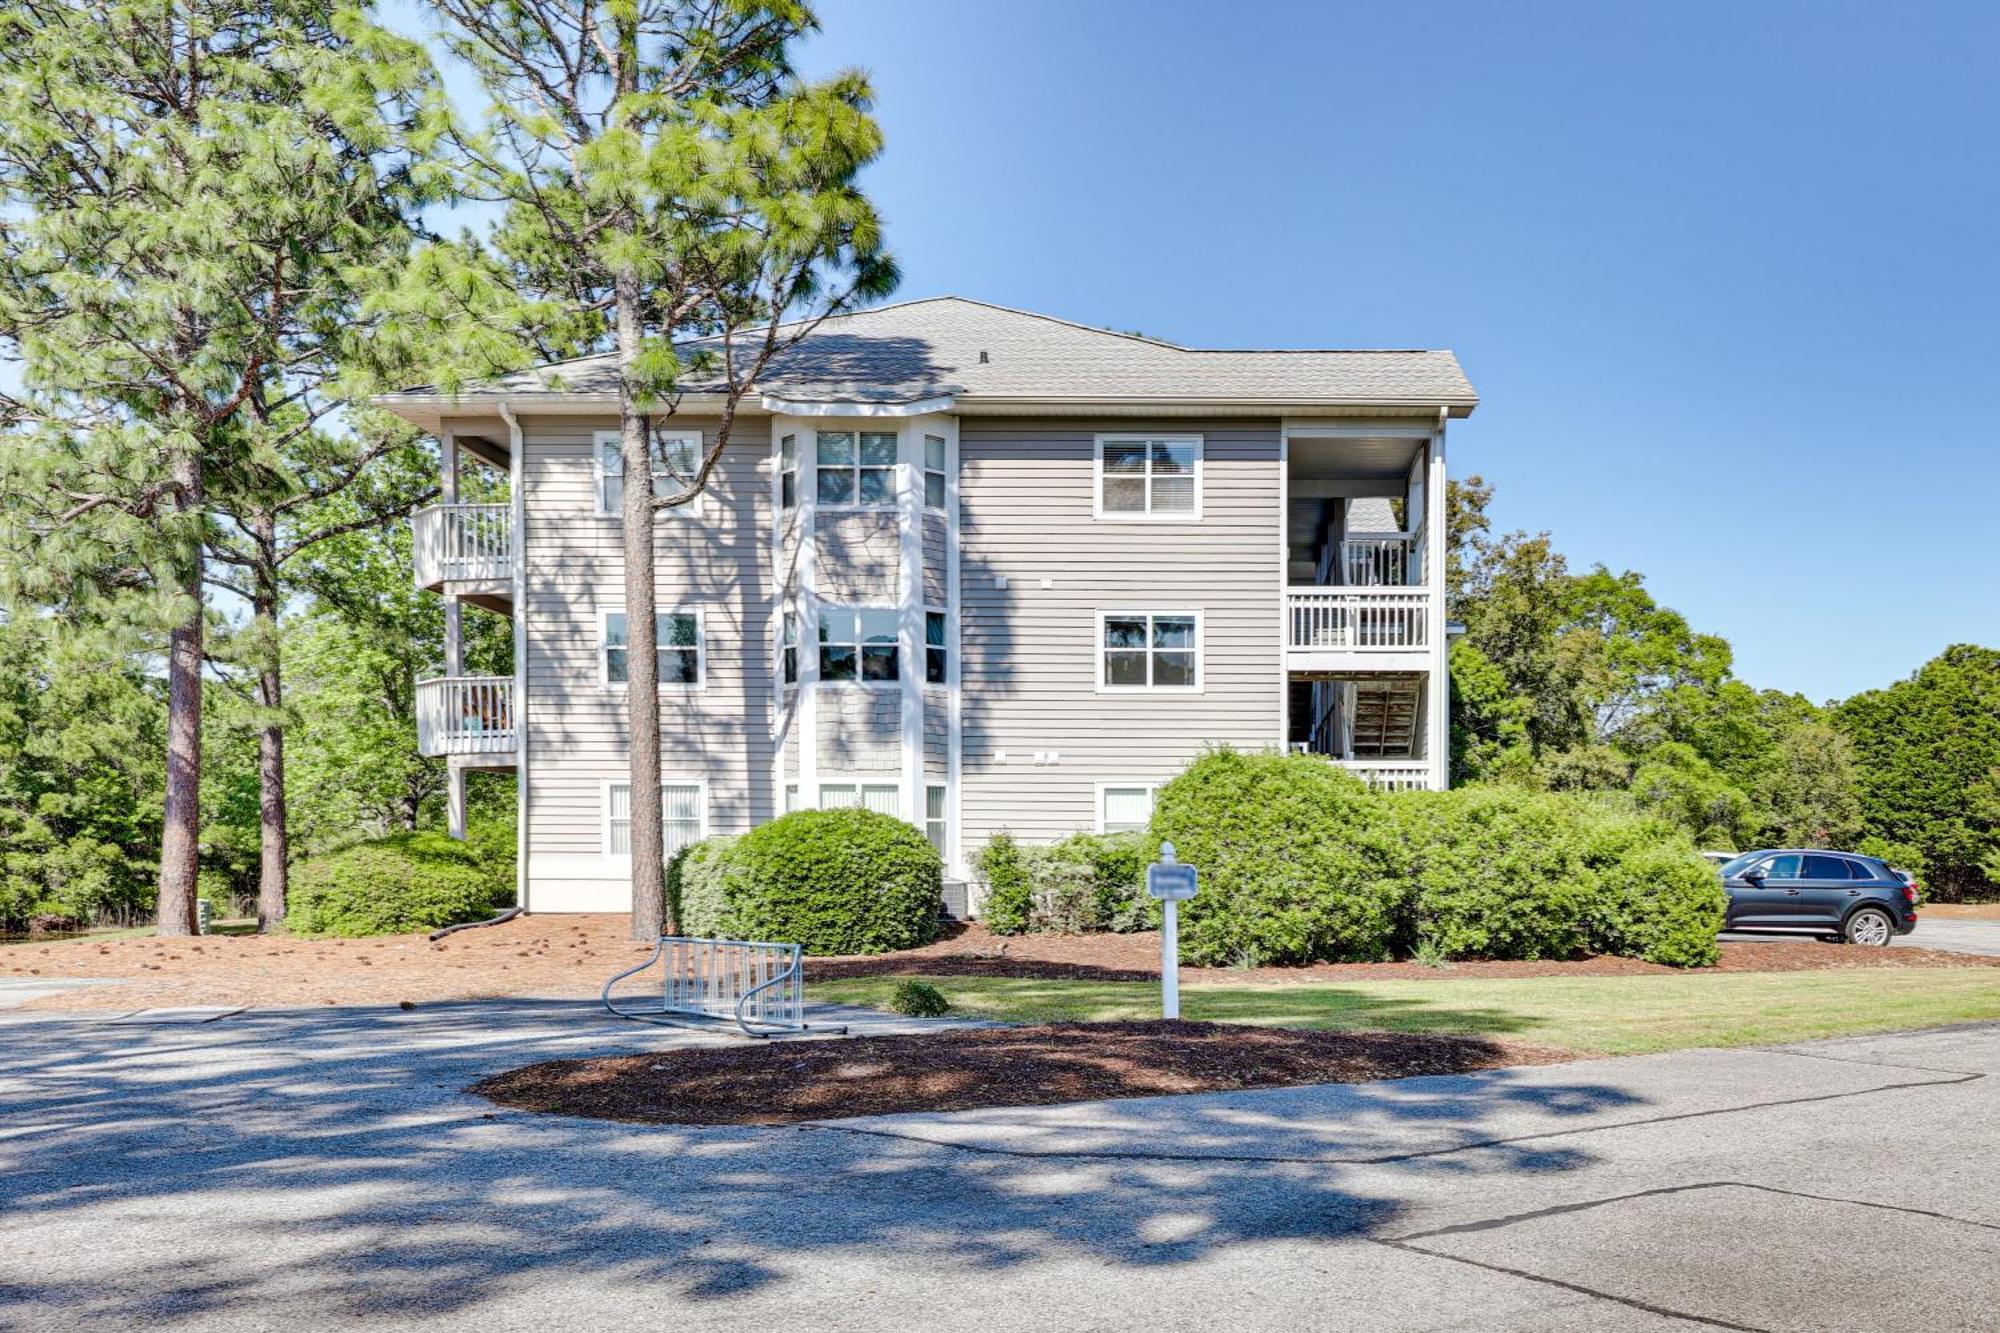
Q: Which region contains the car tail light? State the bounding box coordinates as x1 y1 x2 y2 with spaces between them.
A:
1902 884 1919 907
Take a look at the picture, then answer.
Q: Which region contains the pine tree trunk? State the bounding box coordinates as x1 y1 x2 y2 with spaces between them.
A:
156 453 203 937
253 553 288 931
616 266 666 941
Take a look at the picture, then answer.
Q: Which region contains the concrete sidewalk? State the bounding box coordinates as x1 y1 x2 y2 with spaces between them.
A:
2 1000 1996 1331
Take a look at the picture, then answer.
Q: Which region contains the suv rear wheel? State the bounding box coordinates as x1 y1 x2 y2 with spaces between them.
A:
1844 907 1893 947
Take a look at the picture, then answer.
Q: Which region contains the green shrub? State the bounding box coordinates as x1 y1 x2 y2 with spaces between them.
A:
668 835 737 937
1388 787 1600 961
889 979 951 1017
289 829 514 937
974 831 1033 935
1020 839 1098 933
1150 748 1405 966
705 808 941 955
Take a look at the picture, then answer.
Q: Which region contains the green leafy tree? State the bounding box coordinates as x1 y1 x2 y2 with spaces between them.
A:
1628 742 1753 849
1748 719 1862 848
1838 645 2000 897
0 0 440 933
400 0 896 937
0 614 164 928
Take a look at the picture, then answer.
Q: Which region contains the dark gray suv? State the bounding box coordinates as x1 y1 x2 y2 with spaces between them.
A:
1718 850 1919 946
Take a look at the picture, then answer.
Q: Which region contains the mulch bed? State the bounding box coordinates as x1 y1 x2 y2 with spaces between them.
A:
470 1020 1569 1125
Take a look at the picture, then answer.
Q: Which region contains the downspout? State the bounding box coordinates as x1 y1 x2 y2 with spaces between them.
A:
499 401 530 913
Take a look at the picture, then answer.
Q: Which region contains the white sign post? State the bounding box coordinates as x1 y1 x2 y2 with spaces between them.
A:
1146 841 1198 1020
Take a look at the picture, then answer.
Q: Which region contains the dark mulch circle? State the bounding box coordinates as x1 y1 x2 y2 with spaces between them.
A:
470 1021 1567 1126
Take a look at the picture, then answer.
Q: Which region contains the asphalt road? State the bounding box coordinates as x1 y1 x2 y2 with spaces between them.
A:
1716 915 2000 957
4 999 1998 1331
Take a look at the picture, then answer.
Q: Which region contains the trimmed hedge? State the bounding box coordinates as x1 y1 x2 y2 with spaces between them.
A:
289 827 514 937
1149 749 1406 966
1139 749 1724 968
975 830 1154 936
678 809 943 955
1388 787 1600 961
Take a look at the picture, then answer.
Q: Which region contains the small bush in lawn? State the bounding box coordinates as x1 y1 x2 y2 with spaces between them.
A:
1149 748 1405 965
889 979 951 1017
974 831 1033 934
290 828 514 937
708 809 942 955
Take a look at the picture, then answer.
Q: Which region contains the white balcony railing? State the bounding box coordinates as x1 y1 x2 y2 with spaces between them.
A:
1334 759 1434 792
412 503 513 588
1339 533 1416 587
415 676 516 757
1287 587 1431 651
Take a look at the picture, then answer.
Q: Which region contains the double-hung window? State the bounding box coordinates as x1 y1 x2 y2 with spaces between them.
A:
778 433 798 511
603 610 702 687
817 430 897 505
1099 611 1201 691
924 610 948 684
605 781 704 858
819 782 900 814
923 434 948 510
597 430 702 516
779 610 799 686
819 606 899 683
1096 435 1201 518
925 784 948 854
1099 784 1157 834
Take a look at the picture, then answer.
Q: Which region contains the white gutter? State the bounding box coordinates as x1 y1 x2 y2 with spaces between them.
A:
498 400 530 914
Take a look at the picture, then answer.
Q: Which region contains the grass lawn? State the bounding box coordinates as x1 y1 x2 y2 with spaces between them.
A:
814 969 2000 1057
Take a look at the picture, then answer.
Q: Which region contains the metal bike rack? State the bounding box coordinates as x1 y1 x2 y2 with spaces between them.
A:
601 936 845 1039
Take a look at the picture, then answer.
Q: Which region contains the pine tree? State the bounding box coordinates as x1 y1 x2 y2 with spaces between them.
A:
399 0 896 937
0 0 441 934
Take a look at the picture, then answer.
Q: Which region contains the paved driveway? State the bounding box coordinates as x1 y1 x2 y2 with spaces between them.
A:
4 1001 1998 1332
1720 916 2000 957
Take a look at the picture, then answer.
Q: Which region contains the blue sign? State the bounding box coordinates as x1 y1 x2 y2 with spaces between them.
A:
1147 861 1198 901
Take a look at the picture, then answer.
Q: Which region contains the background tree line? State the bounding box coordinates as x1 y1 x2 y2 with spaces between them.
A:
1447 475 2000 897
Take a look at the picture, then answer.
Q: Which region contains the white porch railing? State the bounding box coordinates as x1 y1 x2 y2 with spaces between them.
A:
1287 587 1431 650
1334 760 1433 791
1339 533 1417 586
415 676 516 757
412 503 514 588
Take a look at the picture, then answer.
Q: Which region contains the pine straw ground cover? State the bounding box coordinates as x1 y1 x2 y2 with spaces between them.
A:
470 1021 1570 1125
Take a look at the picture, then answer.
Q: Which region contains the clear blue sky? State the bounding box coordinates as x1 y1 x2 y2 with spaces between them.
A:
794 0 2000 703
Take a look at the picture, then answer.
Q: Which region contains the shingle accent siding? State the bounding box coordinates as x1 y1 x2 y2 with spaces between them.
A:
815 688 902 772
816 510 900 603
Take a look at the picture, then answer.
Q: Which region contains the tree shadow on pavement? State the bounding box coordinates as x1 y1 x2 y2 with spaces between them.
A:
0 999 1646 1327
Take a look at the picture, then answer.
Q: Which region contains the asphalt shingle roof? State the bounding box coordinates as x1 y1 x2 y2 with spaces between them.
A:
452 297 1476 410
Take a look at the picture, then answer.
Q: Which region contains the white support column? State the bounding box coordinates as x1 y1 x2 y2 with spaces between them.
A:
447 764 467 840
1276 429 1291 749
897 422 925 825
441 428 464 679
1426 415 1450 789
499 404 530 909
943 418 964 879
793 419 820 809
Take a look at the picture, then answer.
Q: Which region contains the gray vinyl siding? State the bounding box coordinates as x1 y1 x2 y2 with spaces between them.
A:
519 415 777 861
923 690 949 778
957 418 1283 846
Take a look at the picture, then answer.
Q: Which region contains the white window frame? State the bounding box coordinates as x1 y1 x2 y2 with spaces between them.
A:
598 607 705 691
1092 433 1203 521
1095 782 1160 834
594 428 705 519
815 779 902 814
777 432 798 512
815 602 902 689
812 428 900 511
923 606 949 686
925 782 949 853
777 605 799 689
1095 608 1205 694
922 432 948 512
601 777 708 860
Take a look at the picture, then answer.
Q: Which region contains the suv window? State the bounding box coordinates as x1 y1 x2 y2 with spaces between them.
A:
1757 854 1803 879
1801 854 1855 879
